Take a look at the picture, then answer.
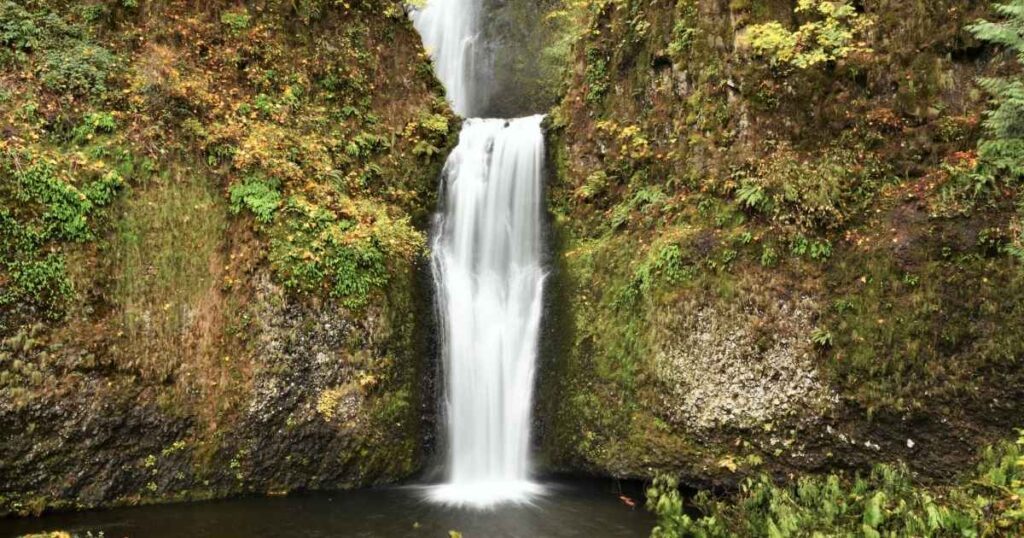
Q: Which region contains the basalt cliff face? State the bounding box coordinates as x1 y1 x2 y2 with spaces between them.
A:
537 0 1024 488
0 0 454 516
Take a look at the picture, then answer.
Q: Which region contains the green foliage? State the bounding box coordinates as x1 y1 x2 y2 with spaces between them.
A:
409 110 453 159
1 150 124 317
575 170 610 201
974 430 1024 532
618 242 691 307
220 8 251 35
932 157 1000 218
73 112 117 143
229 176 282 224
535 1 583 101
418 113 449 136
790 235 832 261
0 3 109 97
647 475 693 538
667 0 698 59
648 462 986 537
0 1 42 51
732 147 887 233
585 46 610 104
810 327 833 348
266 197 425 309
969 1 1024 179
734 182 769 213
2 254 74 315
746 0 871 70
41 42 117 97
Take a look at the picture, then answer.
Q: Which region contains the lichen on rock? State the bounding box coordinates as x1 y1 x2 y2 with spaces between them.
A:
653 297 833 431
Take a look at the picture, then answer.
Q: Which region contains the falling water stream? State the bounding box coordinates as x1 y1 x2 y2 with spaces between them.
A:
414 0 549 509
428 116 547 507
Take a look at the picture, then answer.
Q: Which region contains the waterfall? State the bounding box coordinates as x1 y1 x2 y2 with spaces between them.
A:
410 0 483 117
429 116 547 507
413 0 548 509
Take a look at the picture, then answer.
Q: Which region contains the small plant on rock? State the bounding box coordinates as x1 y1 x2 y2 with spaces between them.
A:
745 0 872 70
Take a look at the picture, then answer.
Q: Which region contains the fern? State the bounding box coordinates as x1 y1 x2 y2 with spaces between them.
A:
969 1 1024 178
735 181 770 212
229 177 282 224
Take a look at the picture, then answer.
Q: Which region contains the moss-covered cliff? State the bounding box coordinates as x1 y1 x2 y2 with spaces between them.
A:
538 0 1024 488
0 0 454 516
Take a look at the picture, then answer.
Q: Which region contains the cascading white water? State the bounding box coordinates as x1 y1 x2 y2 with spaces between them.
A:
429 116 547 507
413 0 548 509
410 0 482 117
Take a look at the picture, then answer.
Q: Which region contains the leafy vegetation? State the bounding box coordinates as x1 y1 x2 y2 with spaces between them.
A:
745 0 872 70
966 1 1024 264
731 146 890 233
648 430 1024 537
266 197 424 308
969 1 1024 179
1 148 124 319
229 176 282 224
41 42 117 97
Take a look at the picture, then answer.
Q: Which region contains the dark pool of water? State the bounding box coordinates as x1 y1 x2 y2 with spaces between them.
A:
0 478 654 538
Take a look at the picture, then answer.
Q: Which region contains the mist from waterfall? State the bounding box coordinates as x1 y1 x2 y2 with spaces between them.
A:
413 0 548 509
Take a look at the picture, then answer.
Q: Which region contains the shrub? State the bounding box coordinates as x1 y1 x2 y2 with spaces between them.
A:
1 151 123 317
667 0 698 59
0 1 41 51
267 197 425 308
72 111 117 143
0 255 75 315
41 42 118 97
732 147 885 232
220 9 251 36
746 0 872 70
585 46 609 104
649 466 976 537
647 432 1024 537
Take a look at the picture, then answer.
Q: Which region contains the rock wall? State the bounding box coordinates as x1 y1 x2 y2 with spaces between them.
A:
537 0 1024 487
0 0 451 516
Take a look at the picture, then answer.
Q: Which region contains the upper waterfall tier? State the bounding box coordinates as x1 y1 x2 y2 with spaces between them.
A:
411 0 483 117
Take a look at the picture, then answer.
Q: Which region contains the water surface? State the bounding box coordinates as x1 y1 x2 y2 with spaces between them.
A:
0 478 653 538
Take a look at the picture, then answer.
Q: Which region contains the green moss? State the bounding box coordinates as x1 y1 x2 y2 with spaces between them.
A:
823 239 1024 414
